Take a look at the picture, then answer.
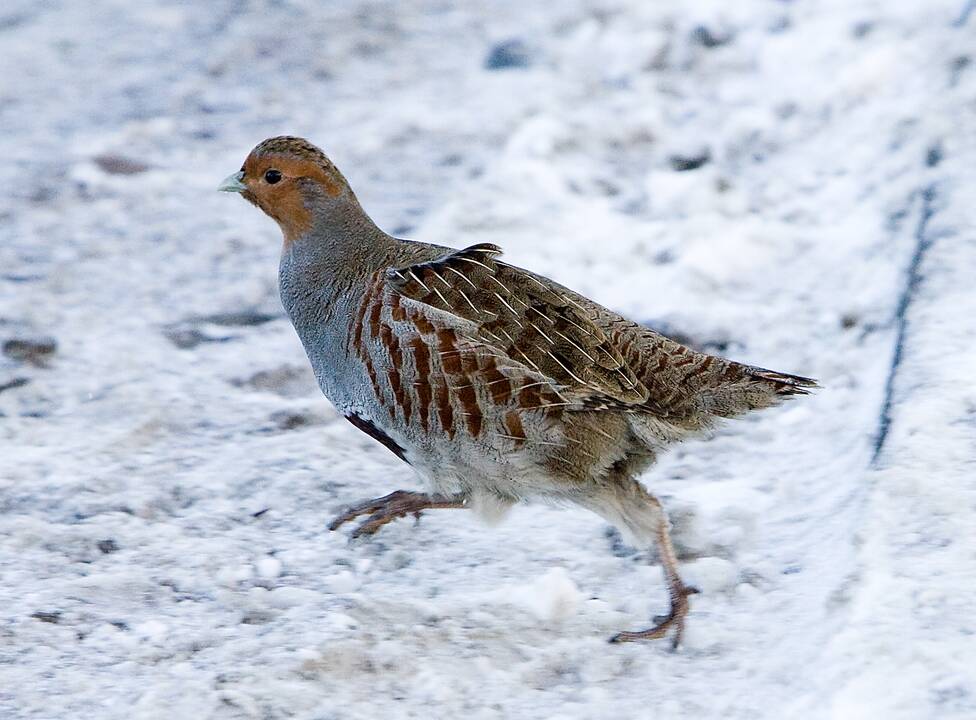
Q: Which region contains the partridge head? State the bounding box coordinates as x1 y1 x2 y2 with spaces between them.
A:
219 136 358 243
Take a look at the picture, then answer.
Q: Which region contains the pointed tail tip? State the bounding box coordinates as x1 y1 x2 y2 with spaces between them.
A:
752 368 821 395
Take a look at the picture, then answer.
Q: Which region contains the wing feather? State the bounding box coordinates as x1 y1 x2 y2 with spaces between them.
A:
386 244 648 409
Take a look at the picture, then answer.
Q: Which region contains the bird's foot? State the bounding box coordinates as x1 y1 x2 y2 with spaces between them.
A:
328 490 465 538
609 585 699 649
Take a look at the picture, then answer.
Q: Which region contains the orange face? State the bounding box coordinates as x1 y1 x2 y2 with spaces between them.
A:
220 137 349 243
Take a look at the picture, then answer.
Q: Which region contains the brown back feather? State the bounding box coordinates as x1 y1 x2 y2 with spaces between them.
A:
387 244 816 424
387 244 647 408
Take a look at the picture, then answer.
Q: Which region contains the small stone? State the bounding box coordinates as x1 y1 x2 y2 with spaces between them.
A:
269 410 313 431
669 150 711 172
950 56 970 85
0 377 30 394
690 25 733 48
241 611 274 625
197 310 279 327
851 20 873 38
29 186 58 204
163 328 231 350
30 611 62 624
485 39 531 70
604 526 638 558
97 539 119 554
93 154 150 175
3 336 57 366
232 365 318 398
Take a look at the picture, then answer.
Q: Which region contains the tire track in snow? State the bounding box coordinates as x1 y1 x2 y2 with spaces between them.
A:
871 181 939 466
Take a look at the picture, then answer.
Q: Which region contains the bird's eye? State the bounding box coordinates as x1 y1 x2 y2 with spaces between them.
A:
264 169 282 184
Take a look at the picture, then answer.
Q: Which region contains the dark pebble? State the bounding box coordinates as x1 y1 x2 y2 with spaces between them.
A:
231 365 317 398
269 410 314 431
438 153 463 167
690 25 732 48
163 328 232 350
485 39 531 70
0 377 30 394
29 186 58 204
3 336 57 365
0 13 28 31
950 56 970 86
97 539 120 554
31 611 62 624
851 20 873 38
196 310 280 327
93 154 150 175
241 611 273 625
669 150 711 172
605 526 638 558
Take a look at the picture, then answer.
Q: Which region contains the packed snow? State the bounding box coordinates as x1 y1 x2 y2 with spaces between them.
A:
1 1 974 718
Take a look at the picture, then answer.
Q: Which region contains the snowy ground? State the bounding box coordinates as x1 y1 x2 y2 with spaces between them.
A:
1 1 974 718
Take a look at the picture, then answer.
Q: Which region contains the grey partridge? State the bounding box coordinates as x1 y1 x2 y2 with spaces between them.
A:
219 136 817 647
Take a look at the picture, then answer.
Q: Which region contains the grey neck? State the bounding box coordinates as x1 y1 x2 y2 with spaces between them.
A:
274 196 436 405
277 198 401 348
283 200 395 291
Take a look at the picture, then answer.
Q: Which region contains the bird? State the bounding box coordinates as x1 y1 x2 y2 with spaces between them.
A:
219 136 817 647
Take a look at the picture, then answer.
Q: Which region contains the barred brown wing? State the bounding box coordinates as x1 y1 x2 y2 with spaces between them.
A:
385 244 648 409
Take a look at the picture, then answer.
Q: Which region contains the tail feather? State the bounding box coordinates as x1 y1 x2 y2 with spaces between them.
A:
745 366 820 396
602 322 818 423
697 361 819 419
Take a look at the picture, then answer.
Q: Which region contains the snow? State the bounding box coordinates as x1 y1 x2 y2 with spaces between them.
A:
502 567 584 623
1 0 974 718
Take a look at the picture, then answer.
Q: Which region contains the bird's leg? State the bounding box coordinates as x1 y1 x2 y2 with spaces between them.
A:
610 493 698 648
328 490 466 538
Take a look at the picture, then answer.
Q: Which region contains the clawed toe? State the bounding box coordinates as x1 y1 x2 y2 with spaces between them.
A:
609 611 685 649
328 503 380 532
348 508 420 538
328 490 465 537
328 503 379 532
610 585 697 649
328 490 419 535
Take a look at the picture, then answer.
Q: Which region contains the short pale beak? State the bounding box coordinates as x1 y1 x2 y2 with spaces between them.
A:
218 171 246 193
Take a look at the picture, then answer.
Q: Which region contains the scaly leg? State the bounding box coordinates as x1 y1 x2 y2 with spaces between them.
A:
328 490 466 538
609 492 698 648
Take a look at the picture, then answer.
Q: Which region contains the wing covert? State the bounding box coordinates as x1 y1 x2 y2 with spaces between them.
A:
386 244 648 408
